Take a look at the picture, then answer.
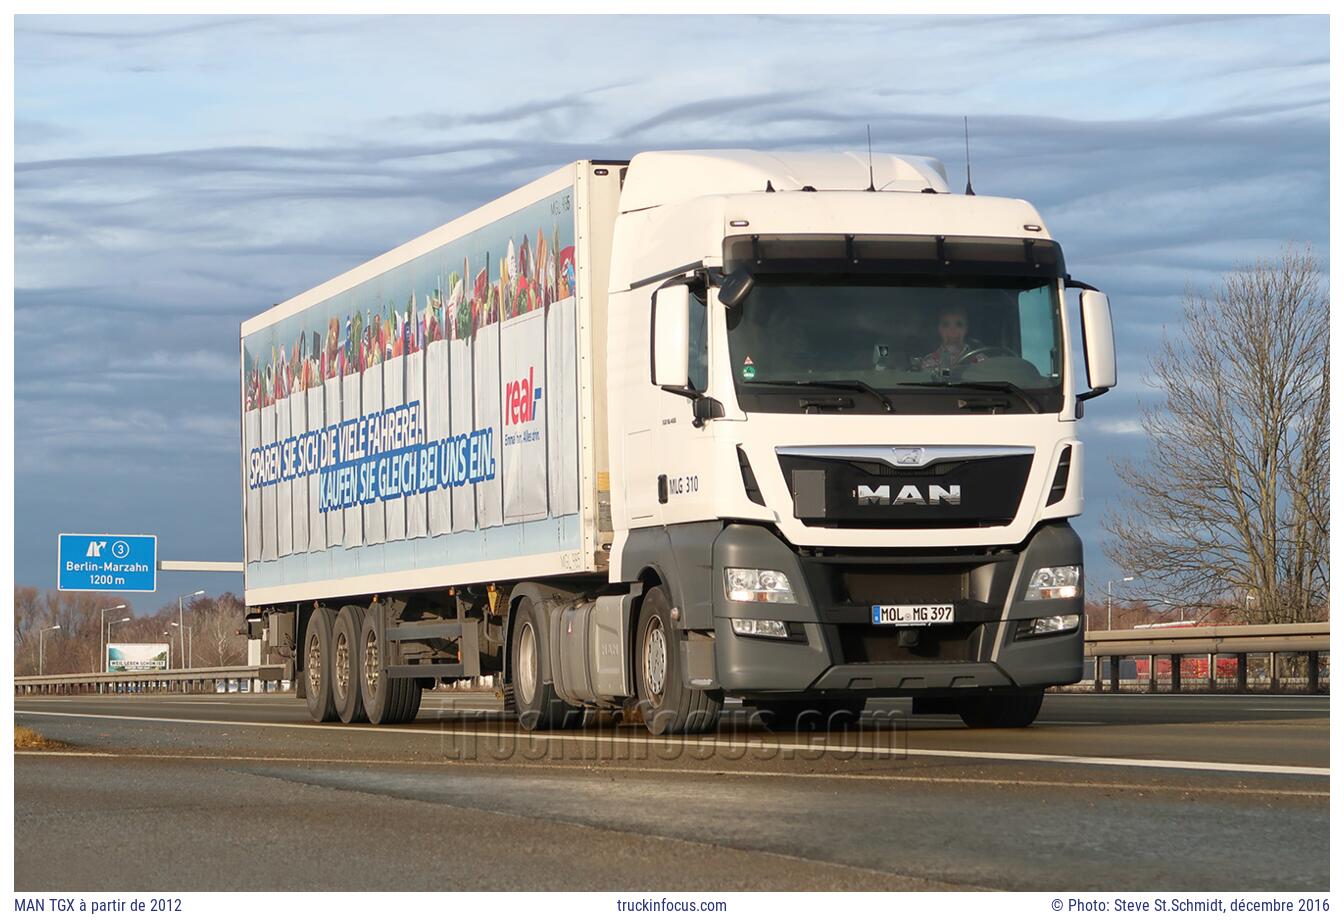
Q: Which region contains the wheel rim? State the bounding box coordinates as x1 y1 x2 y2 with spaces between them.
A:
643 614 667 704
517 622 537 706
306 631 322 698
363 629 379 699
334 628 350 701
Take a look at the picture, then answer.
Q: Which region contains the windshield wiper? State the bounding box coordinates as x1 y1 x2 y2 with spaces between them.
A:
894 380 1041 413
749 378 894 413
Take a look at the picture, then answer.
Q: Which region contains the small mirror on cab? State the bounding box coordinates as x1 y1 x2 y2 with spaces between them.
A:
718 268 755 309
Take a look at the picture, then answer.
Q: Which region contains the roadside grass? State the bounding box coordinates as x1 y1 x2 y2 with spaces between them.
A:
15 725 67 751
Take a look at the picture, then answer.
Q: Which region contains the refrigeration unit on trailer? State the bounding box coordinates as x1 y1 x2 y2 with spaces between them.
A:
241 150 1116 733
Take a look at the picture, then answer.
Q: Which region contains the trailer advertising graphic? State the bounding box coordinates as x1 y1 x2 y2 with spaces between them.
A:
242 187 580 583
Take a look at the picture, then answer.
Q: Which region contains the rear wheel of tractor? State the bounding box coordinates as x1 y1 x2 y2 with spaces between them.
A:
958 688 1045 728
635 587 721 735
507 598 578 731
359 605 422 725
303 608 338 723
332 606 368 724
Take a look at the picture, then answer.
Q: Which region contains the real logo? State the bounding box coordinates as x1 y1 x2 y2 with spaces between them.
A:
504 367 543 425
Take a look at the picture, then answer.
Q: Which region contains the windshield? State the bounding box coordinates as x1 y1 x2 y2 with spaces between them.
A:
724 274 1065 414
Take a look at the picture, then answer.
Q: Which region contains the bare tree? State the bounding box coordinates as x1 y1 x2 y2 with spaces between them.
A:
193 594 247 667
1105 245 1328 624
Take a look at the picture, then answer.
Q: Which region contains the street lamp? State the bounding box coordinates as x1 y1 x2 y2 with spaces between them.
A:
106 616 131 655
163 631 175 669
100 604 129 671
178 590 205 668
39 625 62 676
1107 576 1135 630
170 621 191 671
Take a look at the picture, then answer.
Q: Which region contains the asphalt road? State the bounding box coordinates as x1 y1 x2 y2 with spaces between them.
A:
13 692 1329 891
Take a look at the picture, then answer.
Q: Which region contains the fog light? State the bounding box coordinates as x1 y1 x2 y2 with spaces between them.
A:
725 568 796 604
731 618 790 639
1024 565 1081 600
1018 614 1081 637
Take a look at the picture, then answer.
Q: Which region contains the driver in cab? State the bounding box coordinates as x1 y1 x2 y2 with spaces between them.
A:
919 305 986 371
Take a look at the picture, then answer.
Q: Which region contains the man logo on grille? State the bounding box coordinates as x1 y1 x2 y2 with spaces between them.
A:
892 448 925 467
857 484 961 506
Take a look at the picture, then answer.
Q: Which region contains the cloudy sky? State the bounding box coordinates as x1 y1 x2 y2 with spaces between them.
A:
14 13 1329 609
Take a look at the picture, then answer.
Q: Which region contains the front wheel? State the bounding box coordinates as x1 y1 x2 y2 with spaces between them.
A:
957 688 1045 728
635 587 721 735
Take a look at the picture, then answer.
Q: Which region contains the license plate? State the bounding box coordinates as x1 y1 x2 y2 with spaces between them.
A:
871 604 955 626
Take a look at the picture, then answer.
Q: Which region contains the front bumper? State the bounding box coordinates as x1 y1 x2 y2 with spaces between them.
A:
710 521 1085 695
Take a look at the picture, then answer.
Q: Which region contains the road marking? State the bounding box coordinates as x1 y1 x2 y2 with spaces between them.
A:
14 749 1327 798
908 717 1106 726
15 709 1329 778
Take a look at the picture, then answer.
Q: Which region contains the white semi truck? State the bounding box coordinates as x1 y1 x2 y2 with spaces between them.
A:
240 149 1116 733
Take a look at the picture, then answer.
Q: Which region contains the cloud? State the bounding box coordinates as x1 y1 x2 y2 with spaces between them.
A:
1092 418 1146 436
12 13 1329 592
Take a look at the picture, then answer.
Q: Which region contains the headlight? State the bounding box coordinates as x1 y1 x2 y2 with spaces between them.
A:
1024 565 1080 600
1018 614 1081 637
724 568 796 604
731 618 790 639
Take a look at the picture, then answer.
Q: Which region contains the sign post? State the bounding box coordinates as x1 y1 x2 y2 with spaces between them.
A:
57 534 158 593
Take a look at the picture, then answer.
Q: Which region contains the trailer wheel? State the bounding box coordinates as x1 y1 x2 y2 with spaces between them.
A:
332 606 368 724
957 688 1045 728
635 587 721 735
303 608 338 723
508 598 578 731
359 605 422 725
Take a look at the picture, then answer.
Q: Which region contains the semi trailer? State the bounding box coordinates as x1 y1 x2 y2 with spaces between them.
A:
240 149 1116 733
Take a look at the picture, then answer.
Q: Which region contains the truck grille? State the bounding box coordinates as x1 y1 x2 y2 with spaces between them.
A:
838 568 969 605
779 451 1032 528
832 623 987 664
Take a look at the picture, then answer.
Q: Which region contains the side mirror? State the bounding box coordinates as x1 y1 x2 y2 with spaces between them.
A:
651 284 690 389
1078 289 1116 400
717 268 755 309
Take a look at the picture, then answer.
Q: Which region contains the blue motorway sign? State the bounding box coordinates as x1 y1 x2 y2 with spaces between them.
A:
57 533 157 593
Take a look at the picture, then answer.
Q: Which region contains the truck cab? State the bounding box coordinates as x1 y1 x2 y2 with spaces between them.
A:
596 150 1116 732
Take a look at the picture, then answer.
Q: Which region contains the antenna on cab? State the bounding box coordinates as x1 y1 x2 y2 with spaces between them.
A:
866 124 876 192
964 116 976 196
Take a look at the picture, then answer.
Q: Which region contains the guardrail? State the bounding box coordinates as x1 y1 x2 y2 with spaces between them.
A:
1082 622 1329 693
15 665 288 696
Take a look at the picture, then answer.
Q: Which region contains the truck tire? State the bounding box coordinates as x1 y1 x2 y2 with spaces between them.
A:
359 605 422 725
332 606 368 724
750 698 866 732
508 597 579 731
303 608 338 723
635 586 722 735
957 688 1045 728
